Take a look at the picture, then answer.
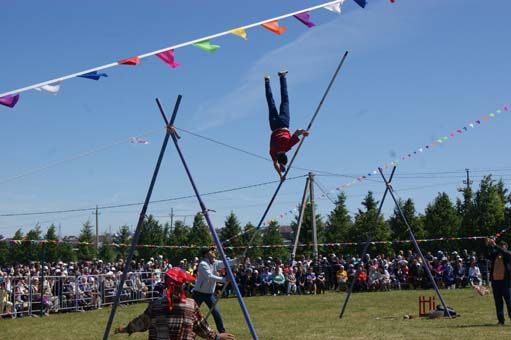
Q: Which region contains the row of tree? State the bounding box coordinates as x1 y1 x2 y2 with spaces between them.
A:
1 175 509 265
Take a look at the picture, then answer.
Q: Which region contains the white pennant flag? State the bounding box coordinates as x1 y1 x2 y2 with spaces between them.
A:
324 0 345 14
35 81 61 94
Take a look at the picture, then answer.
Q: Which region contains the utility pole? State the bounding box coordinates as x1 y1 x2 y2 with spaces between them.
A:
309 172 318 260
93 205 100 253
463 168 473 190
170 208 174 233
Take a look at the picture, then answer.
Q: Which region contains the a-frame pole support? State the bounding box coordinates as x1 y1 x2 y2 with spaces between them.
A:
291 176 311 260
156 98 259 340
339 166 396 318
102 95 182 340
376 167 452 317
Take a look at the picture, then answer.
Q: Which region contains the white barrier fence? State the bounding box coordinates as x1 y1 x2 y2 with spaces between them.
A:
0 271 164 318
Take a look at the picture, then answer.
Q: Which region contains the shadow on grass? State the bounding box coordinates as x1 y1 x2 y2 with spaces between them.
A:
441 323 500 328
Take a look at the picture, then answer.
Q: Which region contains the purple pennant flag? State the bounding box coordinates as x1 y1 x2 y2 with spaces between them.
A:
293 12 316 28
0 94 20 108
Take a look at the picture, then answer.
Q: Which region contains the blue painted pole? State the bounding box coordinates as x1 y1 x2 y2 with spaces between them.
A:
156 98 259 340
378 167 452 317
339 166 396 318
102 95 182 339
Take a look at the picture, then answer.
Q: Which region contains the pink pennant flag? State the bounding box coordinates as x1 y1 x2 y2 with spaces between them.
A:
294 12 316 28
119 56 140 65
0 94 20 108
156 50 180 69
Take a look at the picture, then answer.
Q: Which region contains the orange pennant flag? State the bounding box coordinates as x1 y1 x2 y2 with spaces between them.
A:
119 56 140 65
261 20 287 35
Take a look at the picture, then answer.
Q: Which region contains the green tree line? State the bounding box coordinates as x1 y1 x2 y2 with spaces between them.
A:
1 175 510 265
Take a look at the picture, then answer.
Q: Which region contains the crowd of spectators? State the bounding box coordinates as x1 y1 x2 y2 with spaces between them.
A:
227 248 488 298
0 248 490 319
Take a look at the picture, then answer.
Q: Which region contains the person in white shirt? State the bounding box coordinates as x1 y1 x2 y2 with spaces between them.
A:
193 247 236 333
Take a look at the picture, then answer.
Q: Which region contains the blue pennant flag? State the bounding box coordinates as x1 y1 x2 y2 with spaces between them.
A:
353 0 367 8
78 71 108 81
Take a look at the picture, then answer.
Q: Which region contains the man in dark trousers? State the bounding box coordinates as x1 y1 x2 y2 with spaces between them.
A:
265 71 309 179
486 238 511 326
193 247 236 334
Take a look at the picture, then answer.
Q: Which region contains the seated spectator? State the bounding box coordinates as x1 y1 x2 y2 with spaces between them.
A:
336 265 348 292
468 259 482 285
296 268 306 295
367 267 380 291
271 268 286 296
305 268 316 295
316 272 326 294
260 268 272 296
285 268 297 295
380 266 391 291
442 259 455 289
248 270 260 297
454 258 467 288
355 266 367 292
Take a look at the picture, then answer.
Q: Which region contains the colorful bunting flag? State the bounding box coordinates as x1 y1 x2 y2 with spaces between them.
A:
323 1 344 13
156 50 180 69
261 20 287 35
0 94 20 108
353 0 367 8
294 12 316 28
193 40 220 53
119 56 140 65
130 137 149 144
230 28 248 40
78 71 108 81
35 81 61 94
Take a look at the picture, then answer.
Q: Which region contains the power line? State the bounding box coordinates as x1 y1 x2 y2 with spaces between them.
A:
175 126 358 178
0 175 306 217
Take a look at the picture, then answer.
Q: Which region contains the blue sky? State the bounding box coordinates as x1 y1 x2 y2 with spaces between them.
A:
1 0 511 238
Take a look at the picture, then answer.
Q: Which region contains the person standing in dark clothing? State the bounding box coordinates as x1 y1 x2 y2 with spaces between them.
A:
486 238 511 326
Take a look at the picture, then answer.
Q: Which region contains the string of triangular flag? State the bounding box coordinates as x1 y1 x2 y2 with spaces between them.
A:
0 0 372 108
0 235 489 249
261 103 511 227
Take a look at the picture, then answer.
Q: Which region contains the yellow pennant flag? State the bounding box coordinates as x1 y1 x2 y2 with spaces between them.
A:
230 28 248 40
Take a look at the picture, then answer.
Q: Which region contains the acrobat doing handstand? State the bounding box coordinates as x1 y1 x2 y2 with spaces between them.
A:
265 71 309 179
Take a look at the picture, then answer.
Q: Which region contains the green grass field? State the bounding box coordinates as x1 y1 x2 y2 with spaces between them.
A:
1 289 508 339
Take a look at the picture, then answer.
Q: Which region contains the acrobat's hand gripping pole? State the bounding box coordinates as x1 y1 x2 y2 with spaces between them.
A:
242 51 349 260
156 98 259 340
102 96 182 340
378 167 452 318
339 166 396 319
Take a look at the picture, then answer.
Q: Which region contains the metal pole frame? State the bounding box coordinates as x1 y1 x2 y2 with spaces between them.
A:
102 95 182 340
339 166 396 318
377 167 452 317
156 98 259 340
291 176 311 260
